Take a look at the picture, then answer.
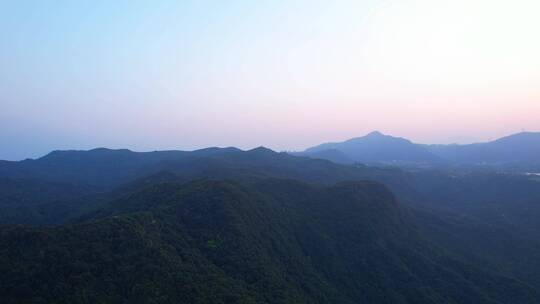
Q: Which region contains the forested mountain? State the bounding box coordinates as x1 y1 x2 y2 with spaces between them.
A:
3 0 537 302
0 177 101 225
2 179 537 304
0 147 241 188
2 147 540 303
0 147 415 225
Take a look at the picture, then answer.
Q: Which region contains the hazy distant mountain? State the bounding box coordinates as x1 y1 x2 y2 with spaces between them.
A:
0 147 241 188
302 131 540 168
426 132 540 164
303 131 440 164
290 149 354 164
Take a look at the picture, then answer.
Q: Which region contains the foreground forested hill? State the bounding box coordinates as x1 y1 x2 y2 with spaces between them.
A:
1 179 535 304
2 148 540 303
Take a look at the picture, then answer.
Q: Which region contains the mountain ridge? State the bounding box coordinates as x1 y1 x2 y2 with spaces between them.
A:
301 131 540 167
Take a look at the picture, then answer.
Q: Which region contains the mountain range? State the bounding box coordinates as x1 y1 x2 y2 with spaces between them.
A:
2 143 540 303
300 131 540 168
2 177 538 303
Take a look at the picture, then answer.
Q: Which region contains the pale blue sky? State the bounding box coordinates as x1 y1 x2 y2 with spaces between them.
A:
1 0 539 160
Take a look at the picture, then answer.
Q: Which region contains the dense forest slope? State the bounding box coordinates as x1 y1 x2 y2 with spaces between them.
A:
1 179 537 304
2 148 540 303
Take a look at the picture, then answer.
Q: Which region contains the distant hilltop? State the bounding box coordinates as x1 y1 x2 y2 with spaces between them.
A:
298 131 540 168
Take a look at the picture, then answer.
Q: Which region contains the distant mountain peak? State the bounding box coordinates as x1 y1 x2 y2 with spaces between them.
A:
304 131 439 163
247 146 275 154
366 131 384 137
346 131 403 143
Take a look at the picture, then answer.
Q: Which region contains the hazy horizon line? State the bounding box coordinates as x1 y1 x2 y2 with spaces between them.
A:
3 129 538 162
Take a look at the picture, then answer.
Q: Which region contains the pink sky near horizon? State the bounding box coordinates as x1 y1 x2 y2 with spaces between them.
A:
1 0 539 160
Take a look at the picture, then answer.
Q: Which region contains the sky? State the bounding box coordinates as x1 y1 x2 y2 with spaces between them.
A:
1 0 539 160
